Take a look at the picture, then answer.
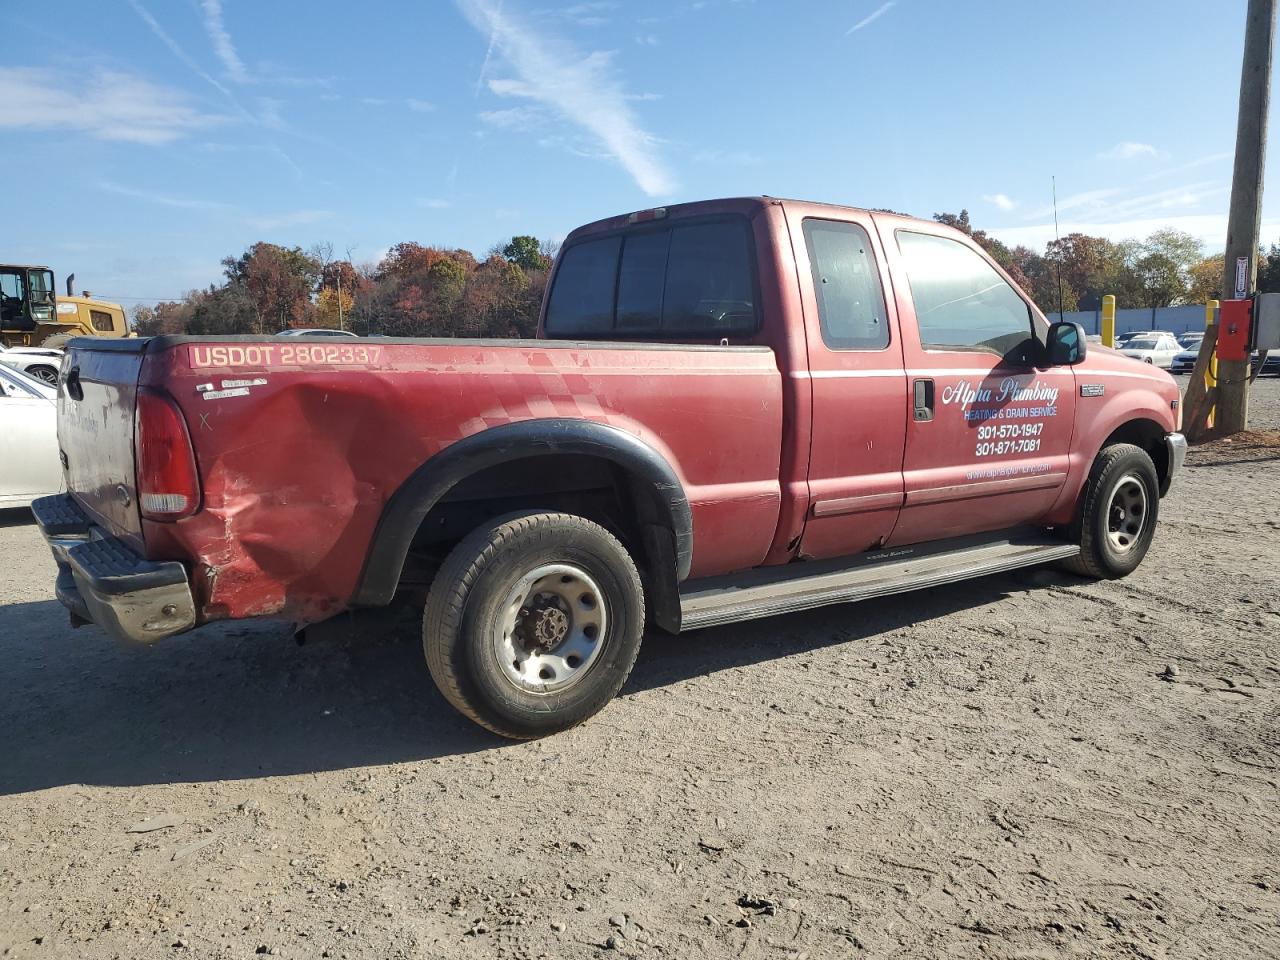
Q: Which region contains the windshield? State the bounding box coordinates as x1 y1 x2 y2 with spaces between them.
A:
1127 339 1158 350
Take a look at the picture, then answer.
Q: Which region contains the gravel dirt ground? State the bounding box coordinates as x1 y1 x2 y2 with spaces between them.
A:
2 377 1279 960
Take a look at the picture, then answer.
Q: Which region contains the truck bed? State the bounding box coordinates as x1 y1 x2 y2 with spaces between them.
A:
57 335 784 625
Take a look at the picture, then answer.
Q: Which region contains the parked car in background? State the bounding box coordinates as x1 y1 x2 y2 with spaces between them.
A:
0 345 63 385
0 364 62 507
1177 331 1205 349
1114 330 1176 346
276 328 359 338
1119 333 1182 368
1170 347 1199 374
1171 346 1279 376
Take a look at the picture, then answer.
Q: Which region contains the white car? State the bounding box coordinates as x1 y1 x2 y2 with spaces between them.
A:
0 345 64 385
0 364 63 508
1119 333 1182 368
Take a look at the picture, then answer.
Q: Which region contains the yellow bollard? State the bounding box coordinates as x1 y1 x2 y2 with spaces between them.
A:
1101 295 1116 347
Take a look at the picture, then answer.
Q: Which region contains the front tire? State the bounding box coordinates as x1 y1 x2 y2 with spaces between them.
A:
1063 443 1160 579
423 511 645 739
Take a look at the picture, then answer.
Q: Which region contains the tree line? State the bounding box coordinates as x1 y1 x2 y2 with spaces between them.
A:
131 235 556 339
932 209 1280 313
132 212 1280 339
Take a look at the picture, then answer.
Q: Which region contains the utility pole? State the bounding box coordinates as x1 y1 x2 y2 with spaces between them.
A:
337 273 344 331
1218 0 1275 433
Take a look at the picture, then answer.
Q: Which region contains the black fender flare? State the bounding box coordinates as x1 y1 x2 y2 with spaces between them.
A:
352 418 693 610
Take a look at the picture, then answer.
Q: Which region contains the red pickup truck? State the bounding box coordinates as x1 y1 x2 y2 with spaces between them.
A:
34 197 1186 738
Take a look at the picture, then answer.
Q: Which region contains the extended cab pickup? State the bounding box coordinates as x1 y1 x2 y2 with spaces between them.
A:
34 198 1186 738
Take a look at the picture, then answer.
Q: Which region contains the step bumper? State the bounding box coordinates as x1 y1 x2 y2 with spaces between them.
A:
31 494 197 645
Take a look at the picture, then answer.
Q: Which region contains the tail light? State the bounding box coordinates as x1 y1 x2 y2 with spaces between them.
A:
135 388 201 520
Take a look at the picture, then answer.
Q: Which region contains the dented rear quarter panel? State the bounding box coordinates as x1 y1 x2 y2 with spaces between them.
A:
137 337 783 625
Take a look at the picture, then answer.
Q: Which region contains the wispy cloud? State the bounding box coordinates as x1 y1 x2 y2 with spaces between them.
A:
991 214 1254 254
983 193 1016 212
0 67 226 145
457 0 675 196
99 180 332 232
847 1 896 34
1139 151 1232 182
417 198 452 209
1024 186 1126 221
99 181 227 210
200 0 250 83
1097 141 1161 161
406 98 437 112
479 106 545 131
544 1 618 27
125 0 233 100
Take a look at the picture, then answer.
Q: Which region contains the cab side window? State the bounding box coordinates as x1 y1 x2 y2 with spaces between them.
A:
896 230 1035 362
803 219 889 350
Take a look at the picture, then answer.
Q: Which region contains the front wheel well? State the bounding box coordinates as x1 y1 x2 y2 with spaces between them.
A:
1100 418 1169 494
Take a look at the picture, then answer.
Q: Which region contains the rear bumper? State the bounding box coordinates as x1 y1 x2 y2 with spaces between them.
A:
31 494 197 645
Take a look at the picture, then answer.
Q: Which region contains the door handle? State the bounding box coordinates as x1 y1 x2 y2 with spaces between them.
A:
913 378 934 422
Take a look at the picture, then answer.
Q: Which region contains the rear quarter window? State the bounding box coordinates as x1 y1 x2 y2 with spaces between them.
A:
545 217 757 339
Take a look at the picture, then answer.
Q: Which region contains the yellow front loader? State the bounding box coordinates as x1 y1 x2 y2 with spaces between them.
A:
1 264 129 348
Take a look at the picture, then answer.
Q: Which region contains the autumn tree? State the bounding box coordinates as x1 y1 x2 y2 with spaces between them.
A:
502 235 551 272
1256 242 1280 293
1186 254 1225 304
378 242 441 281
223 243 321 332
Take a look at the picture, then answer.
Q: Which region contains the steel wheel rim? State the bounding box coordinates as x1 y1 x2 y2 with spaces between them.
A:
1106 474 1148 553
493 563 607 694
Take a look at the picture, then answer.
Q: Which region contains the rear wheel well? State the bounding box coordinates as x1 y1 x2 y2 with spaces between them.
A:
1100 419 1169 493
398 453 682 632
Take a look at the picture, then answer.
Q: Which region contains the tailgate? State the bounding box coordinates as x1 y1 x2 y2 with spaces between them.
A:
58 338 148 545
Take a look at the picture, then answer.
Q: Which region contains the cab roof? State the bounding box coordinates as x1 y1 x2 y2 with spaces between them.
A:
562 196 934 245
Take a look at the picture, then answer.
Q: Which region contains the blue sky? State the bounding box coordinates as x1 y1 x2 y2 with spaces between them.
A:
1 0 1275 307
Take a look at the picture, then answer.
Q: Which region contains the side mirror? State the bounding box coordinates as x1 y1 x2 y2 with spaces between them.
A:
1046 320 1087 366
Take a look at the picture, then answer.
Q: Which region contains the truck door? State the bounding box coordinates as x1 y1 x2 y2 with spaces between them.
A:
790 209 907 560
880 223 1076 546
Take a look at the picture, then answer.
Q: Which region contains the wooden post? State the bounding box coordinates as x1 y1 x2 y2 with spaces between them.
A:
1218 0 1275 432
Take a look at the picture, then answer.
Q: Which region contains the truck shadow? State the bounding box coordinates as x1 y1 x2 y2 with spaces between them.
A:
0 570 1071 794
0 507 36 529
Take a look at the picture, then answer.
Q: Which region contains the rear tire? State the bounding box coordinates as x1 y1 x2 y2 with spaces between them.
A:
36 333 72 349
423 511 645 739
1063 443 1159 579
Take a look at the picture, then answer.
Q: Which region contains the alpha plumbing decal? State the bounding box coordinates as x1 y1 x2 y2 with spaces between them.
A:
941 376 1060 458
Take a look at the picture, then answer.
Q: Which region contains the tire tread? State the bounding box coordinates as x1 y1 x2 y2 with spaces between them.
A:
423 512 643 739
1063 443 1155 579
